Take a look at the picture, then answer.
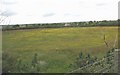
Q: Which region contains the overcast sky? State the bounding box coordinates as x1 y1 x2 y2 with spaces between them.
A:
0 0 119 25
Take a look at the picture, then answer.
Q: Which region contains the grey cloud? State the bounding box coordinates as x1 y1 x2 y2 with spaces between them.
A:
64 13 80 17
2 0 17 5
0 10 17 16
64 13 71 16
96 3 107 6
78 1 84 4
43 13 55 17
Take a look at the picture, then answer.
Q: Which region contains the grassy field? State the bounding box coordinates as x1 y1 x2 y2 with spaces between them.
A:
2 26 118 73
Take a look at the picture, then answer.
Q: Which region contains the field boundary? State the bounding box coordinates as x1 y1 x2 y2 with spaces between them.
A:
65 49 118 74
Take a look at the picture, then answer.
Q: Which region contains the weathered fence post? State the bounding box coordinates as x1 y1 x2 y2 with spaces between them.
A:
114 49 120 74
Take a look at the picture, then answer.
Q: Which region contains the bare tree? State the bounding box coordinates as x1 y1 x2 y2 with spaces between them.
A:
0 16 8 24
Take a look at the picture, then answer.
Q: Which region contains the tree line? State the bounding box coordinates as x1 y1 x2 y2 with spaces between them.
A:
2 20 118 30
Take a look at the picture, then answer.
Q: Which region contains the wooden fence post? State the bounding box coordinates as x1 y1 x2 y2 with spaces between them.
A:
114 49 120 74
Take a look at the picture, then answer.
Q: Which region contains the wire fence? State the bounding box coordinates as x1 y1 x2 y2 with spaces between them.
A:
66 50 116 74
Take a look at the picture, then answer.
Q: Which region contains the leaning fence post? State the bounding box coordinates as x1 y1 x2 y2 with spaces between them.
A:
114 49 120 74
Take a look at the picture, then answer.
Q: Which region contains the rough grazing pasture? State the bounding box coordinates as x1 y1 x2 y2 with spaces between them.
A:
2 26 118 73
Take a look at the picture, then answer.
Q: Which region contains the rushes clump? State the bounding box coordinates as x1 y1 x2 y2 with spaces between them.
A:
32 53 38 67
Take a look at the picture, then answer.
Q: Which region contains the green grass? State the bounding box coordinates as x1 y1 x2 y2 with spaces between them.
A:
2 26 118 73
